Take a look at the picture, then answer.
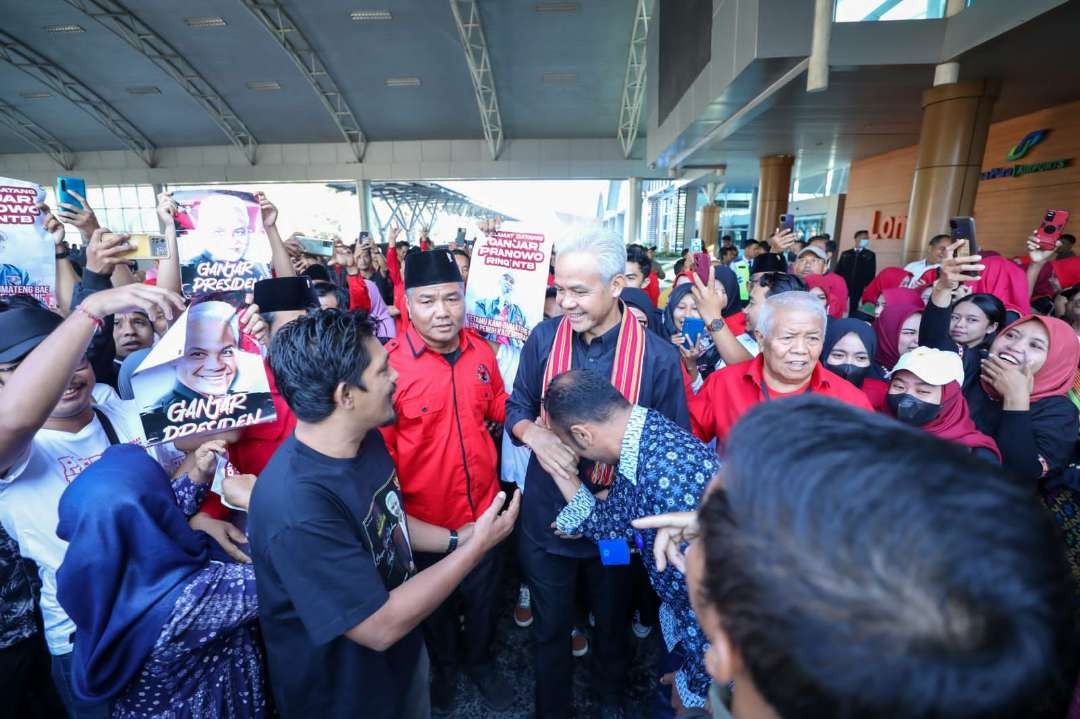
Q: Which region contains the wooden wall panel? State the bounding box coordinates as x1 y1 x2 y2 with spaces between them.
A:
839 99 1080 267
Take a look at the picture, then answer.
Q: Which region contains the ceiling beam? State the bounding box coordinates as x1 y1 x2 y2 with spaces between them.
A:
449 0 504 160
0 100 76 170
63 0 259 164
239 0 366 162
617 0 650 159
0 30 156 166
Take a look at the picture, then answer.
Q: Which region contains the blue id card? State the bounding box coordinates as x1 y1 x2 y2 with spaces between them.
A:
598 539 631 566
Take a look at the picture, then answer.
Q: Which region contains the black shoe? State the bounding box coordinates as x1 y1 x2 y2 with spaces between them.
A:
592 703 625 719
431 667 456 712
466 663 515 711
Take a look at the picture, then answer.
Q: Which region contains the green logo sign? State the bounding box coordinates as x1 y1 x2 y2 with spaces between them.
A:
1007 129 1048 160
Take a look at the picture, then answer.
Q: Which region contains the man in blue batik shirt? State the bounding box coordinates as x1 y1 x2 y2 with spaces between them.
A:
542 369 717 712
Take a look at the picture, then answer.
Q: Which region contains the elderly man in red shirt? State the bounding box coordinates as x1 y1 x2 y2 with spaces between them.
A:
379 249 512 712
691 291 872 446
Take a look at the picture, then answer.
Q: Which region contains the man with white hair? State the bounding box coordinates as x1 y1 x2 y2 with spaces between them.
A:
506 228 689 719
690 291 872 447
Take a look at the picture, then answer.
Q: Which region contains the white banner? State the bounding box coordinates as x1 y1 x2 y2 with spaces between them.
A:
0 178 54 307
465 229 552 348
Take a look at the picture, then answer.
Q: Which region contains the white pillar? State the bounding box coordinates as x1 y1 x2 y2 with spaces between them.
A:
682 188 699 251
624 177 642 245
357 179 374 234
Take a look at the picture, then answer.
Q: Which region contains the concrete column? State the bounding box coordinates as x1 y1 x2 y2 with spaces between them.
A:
901 80 998 265
681 188 699 251
624 177 642 245
753 155 794 243
356 179 374 234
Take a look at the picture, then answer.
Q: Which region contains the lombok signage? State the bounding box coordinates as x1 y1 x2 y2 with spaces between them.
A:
981 129 1070 181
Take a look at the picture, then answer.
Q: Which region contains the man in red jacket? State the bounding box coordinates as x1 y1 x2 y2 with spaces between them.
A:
379 249 511 712
691 291 872 447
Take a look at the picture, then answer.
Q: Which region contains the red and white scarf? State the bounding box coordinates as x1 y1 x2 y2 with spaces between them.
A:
540 303 646 487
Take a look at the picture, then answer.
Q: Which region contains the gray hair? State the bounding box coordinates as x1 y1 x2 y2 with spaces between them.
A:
554 227 626 284
756 291 827 339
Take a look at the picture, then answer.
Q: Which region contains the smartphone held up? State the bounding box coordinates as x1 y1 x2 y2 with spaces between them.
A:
1035 209 1070 251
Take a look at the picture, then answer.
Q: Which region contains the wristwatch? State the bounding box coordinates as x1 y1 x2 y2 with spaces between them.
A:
707 318 725 333
447 529 459 553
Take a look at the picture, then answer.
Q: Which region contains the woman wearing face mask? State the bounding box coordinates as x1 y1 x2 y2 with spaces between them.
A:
873 287 924 369
884 347 1001 463
822 318 889 409
970 314 1080 482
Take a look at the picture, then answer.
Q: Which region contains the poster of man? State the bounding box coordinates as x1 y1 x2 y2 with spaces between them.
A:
132 299 276 444
0 178 54 306
465 229 551 348
171 189 271 299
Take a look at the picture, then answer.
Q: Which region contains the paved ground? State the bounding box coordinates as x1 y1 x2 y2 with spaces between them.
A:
435 559 664 719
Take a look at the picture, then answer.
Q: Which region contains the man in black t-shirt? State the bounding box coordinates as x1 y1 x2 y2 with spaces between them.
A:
249 309 519 719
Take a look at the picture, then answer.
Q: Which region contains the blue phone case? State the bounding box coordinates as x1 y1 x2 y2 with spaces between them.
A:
56 176 86 209
682 317 706 348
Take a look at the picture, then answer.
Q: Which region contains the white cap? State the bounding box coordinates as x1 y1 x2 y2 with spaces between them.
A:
889 346 965 387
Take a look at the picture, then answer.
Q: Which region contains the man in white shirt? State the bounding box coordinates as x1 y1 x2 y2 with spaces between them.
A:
0 286 194 718
902 234 951 287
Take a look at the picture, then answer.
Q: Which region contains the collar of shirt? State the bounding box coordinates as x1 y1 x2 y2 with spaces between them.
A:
573 310 624 353
403 323 473 359
617 404 648 486
741 353 832 397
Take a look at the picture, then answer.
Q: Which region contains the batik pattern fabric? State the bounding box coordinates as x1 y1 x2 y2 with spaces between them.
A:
113 561 270 719
556 405 717 707
0 523 38 650
171 473 210 518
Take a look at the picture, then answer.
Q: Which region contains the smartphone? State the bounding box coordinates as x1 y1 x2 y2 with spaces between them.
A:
692 251 712 285
779 213 795 234
682 316 706 349
296 236 335 257
101 233 170 260
253 276 315 312
948 217 979 255
56 176 86 209
1035 209 1070 251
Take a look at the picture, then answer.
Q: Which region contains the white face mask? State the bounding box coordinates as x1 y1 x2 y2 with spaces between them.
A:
858 238 871 249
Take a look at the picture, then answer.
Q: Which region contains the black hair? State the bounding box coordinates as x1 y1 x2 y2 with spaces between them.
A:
268 309 378 423
625 244 652 277
753 271 807 297
952 292 1006 340
545 286 558 299
0 294 48 311
854 229 870 239
673 258 687 274
451 248 470 263
543 369 630 433
311 280 348 309
680 248 690 258
1060 234 1076 245
302 264 332 283
808 235 828 245
929 233 951 246
720 246 738 259
699 396 1072 719
825 240 837 255
394 240 410 252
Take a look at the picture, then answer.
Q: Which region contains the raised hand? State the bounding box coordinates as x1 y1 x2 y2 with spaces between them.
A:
38 203 65 247
55 189 99 239
85 228 132 275
81 283 186 325
156 191 178 224
255 192 278 228
469 490 521 553
191 439 228 484
238 300 270 346
768 228 798 254
1027 232 1058 265
934 239 983 289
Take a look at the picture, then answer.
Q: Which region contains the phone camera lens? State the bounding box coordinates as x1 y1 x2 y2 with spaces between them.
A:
1046 224 1058 233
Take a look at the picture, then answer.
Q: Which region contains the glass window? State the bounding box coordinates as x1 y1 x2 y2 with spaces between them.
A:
835 0 945 22
102 186 122 208
137 185 156 207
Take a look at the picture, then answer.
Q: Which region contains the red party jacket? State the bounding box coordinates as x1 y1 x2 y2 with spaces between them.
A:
380 325 507 529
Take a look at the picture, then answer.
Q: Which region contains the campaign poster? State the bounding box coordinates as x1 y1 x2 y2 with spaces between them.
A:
172 189 271 300
131 297 276 445
0 178 54 307
465 230 552 348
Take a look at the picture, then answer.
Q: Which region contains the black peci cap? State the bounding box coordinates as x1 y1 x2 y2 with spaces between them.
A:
0 302 63 362
404 249 463 290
